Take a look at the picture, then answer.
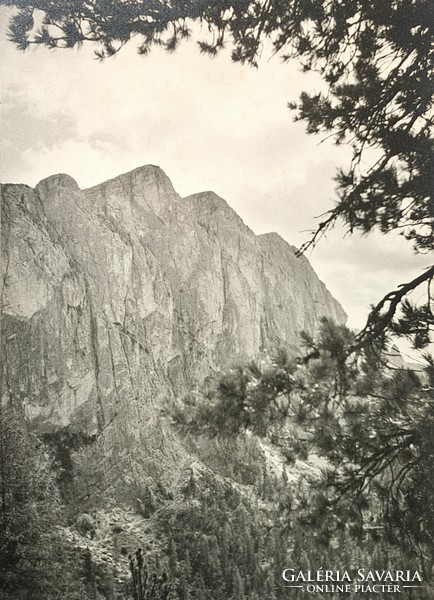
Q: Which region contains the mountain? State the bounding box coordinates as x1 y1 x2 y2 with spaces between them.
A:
1 165 345 490
1 165 349 598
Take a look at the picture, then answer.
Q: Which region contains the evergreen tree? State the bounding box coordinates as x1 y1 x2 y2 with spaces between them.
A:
128 548 174 600
0 405 88 600
173 319 434 566
230 567 246 600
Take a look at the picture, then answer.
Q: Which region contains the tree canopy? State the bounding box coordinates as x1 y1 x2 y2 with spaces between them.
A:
171 319 434 564
3 0 433 347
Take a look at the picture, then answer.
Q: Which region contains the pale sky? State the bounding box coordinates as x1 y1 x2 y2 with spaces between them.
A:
1 8 431 337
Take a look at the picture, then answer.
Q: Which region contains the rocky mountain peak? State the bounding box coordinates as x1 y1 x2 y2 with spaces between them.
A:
1 165 346 491
85 164 178 218
36 172 81 194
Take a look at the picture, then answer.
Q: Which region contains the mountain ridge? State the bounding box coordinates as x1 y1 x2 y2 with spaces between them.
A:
1 164 346 498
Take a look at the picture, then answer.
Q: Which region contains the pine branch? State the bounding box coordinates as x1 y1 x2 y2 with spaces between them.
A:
355 264 434 345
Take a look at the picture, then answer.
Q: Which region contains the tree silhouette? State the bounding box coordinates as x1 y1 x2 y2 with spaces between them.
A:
128 549 174 600
173 320 434 565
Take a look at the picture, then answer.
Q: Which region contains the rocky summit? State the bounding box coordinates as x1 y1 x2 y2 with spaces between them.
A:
1 164 346 497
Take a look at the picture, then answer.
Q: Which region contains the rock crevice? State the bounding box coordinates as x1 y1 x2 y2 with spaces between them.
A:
1 165 346 490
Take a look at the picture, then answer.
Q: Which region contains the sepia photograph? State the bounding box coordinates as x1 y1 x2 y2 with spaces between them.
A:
1 1 433 598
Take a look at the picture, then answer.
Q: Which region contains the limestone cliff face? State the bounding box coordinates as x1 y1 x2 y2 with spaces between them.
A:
1 165 345 491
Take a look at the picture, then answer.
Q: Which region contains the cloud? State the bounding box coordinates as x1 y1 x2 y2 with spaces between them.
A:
1 90 77 182
0 16 335 191
1 9 427 333
305 229 432 329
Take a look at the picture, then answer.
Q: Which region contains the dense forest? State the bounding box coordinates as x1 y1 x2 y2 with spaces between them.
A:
2 320 433 599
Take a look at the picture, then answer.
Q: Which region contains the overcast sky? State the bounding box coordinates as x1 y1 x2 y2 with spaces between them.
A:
1 8 431 337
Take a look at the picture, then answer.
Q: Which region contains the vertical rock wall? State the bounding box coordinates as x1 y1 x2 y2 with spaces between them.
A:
1 165 346 494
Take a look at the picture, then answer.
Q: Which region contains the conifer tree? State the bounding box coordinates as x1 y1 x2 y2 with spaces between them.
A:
0 405 88 599
128 548 174 600
174 318 434 566
231 567 246 600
